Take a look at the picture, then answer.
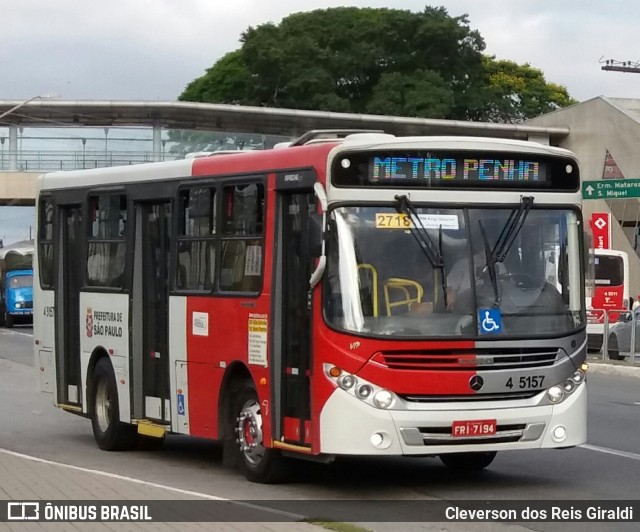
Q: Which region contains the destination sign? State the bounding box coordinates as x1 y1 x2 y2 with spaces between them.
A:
370 156 542 183
332 150 580 191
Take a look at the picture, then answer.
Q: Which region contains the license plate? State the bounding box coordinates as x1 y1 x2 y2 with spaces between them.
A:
452 419 497 437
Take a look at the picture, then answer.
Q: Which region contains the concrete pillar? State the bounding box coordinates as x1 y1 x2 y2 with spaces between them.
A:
8 125 18 171
152 122 162 162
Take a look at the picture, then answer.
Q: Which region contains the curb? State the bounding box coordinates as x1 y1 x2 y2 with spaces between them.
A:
587 360 640 378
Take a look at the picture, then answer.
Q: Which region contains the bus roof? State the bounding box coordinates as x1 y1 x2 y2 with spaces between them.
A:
0 240 34 260
36 132 577 192
594 248 629 259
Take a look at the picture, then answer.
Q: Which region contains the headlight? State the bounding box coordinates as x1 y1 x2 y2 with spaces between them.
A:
324 363 398 409
563 379 576 393
547 385 564 403
571 369 586 383
373 390 394 409
356 384 373 399
338 374 356 390
15 303 23 309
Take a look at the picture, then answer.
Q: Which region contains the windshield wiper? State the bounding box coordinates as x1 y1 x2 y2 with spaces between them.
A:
394 195 448 308
479 221 501 307
480 196 534 307
493 196 534 262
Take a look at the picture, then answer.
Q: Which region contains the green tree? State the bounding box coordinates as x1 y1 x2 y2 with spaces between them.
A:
480 58 577 123
181 50 251 104
367 70 454 118
178 6 575 124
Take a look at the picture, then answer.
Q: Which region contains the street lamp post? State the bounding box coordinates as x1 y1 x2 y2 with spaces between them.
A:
104 128 109 167
0 95 45 121
0 95 55 171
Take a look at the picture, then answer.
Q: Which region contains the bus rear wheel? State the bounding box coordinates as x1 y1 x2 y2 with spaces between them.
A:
91 358 137 451
439 451 497 471
233 382 288 483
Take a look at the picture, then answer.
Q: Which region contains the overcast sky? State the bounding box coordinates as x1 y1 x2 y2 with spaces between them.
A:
2 0 640 245
3 0 640 102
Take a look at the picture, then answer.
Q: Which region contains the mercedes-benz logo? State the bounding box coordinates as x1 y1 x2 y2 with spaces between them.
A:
469 375 484 391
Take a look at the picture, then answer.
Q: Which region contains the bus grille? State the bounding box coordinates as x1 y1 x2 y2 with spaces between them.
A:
399 391 539 403
375 347 559 371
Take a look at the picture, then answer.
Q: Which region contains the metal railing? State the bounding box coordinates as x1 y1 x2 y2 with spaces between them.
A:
0 149 178 172
592 308 640 364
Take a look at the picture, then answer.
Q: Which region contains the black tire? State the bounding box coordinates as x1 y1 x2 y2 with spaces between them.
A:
5 313 13 328
608 335 622 360
137 435 165 451
90 358 137 451
440 451 497 471
233 381 289 483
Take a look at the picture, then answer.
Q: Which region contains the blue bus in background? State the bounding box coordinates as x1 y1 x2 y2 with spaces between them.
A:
0 240 34 327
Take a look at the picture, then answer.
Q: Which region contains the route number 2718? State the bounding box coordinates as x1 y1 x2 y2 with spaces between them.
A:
375 213 412 229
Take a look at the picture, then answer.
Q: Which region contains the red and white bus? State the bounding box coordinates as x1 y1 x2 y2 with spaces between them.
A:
34 131 588 483
586 248 630 351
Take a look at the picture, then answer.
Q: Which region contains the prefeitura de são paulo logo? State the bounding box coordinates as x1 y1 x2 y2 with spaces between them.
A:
86 308 93 338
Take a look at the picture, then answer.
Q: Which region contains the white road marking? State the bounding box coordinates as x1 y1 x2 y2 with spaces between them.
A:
0 448 304 519
580 443 640 461
0 329 33 338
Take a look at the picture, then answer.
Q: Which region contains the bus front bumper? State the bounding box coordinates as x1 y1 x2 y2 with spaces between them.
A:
319 382 586 455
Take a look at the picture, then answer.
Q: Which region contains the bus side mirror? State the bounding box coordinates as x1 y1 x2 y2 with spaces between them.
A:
584 230 594 298
309 182 328 288
308 213 323 258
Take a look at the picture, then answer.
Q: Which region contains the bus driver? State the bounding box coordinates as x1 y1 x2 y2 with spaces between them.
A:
446 251 506 311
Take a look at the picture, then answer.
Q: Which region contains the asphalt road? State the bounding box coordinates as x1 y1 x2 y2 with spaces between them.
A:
1 327 639 531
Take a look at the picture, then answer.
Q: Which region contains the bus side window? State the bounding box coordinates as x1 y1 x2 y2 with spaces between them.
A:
86 194 127 288
176 187 216 291
38 197 55 288
220 183 264 292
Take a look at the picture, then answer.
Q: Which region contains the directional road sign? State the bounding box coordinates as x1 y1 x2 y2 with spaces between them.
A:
582 179 640 199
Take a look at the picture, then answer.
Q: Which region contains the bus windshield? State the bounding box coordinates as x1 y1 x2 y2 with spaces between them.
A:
324 205 584 338
594 255 624 286
9 274 33 288
587 251 629 325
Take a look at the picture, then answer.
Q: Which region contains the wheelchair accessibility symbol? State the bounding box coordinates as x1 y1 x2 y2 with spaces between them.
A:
478 308 502 334
177 393 185 416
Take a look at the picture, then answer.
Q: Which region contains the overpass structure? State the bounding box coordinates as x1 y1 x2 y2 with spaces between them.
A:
0 99 570 205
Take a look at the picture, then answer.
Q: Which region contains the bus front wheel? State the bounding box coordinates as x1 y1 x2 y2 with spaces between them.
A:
90 358 137 451
4 313 13 328
233 382 288 483
439 451 497 471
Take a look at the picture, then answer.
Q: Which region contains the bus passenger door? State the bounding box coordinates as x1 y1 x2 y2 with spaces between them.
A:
132 202 172 424
273 178 316 448
55 206 83 407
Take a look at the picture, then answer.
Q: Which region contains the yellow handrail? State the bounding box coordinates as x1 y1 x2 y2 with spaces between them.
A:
384 278 423 315
357 263 379 317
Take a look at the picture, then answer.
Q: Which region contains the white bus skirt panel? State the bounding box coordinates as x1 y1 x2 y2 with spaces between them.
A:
319 383 587 455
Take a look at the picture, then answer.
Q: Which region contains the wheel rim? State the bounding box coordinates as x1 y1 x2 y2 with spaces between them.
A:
95 378 112 433
236 399 265 466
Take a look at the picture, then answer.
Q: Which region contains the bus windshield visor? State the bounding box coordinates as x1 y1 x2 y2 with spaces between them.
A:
323 206 585 339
